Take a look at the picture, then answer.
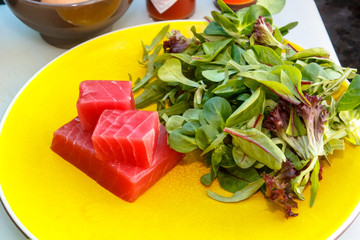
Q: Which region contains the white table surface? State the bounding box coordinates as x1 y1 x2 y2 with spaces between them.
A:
0 0 358 239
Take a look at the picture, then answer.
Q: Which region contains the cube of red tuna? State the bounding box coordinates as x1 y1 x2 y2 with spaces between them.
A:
51 118 183 202
76 80 135 131
92 109 159 169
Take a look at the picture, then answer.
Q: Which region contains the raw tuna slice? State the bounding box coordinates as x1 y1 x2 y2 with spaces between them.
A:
51 118 183 202
92 109 159 168
76 80 135 131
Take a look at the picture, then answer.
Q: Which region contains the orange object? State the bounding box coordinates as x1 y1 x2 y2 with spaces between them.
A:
147 0 195 21
214 0 256 11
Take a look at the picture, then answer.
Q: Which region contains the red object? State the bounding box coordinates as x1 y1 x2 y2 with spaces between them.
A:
146 0 195 21
92 109 160 168
76 80 135 131
51 118 183 202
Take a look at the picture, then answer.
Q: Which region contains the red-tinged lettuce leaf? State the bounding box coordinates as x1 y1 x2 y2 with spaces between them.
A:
285 106 307 137
232 137 257 168
264 94 328 160
163 29 191 53
288 47 330 61
297 93 328 144
271 65 311 106
239 71 301 105
224 127 286 170
263 161 298 218
239 5 272 36
251 16 284 49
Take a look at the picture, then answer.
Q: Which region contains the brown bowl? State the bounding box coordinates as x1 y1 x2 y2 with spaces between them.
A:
5 0 133 48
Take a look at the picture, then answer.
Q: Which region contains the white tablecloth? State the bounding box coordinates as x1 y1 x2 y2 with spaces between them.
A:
0 0 358 239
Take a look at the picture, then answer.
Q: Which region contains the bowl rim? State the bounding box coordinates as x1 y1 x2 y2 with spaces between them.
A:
8 0 128 8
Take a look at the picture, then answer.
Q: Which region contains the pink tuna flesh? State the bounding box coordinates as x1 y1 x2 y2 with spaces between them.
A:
76 80 135 131
92 109 159 169
51 117 183 202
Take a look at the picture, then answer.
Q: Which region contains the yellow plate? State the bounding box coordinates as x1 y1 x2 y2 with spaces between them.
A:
0 21 359 240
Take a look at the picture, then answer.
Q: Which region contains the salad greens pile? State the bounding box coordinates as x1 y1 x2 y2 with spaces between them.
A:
132 0 359 217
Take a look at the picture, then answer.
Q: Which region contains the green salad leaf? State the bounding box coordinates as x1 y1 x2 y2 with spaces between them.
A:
132 0 359 217
337 75 360 111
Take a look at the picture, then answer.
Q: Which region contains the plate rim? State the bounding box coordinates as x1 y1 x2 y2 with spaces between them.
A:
0 19 206 240
0 19 358 240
